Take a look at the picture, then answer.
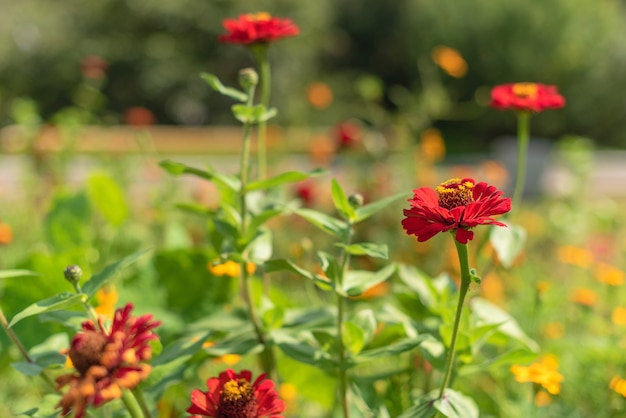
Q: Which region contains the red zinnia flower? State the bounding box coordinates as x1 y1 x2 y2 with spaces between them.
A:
490 83 565 112
219 13 299 45
56 303 161 418
187 369 285 418
401 178 511 244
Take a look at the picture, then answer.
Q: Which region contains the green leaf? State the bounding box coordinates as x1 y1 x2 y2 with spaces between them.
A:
343 263 396 297
11 361 43 376
159 160 241 192
294 208 347 237
355 337 425 363
0 270 39 280
200 72 247 102
272 330 336 371
336 242 388 259
245 169 326 192
489 222 527 268
82 248 152 298
331 178 357 221
343 321 366 355
459 348 538 376
351 309 377 344
355 191 409 223
398 389 479 418
263 259 334 291
9 293 85 327
86 172 129 226
232 104 265 123
470 298 539 352
16 394 62 418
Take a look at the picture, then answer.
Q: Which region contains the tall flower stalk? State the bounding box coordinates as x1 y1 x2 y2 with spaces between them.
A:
490 83 565 208
237 68 277 379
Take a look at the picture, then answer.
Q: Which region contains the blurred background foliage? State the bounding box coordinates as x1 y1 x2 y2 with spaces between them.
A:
1 0 626 150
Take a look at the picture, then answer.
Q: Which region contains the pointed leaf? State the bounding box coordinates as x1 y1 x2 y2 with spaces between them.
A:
82 249 152 298
0 270 39 280
200 72 247 102
355 191 409 223
336 242 388 259
343 321 366 355
331 178 356 221
295 208 347 237
245 169 326 192
159 160 241 192
343 263 396 297
9 293 85 327
264 259 334 291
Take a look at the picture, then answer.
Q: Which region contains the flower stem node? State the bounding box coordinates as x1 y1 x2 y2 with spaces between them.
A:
64 265 83 284
348 193 364 209
239 68 259 91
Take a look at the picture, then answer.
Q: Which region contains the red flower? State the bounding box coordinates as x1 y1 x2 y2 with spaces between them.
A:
401 178 511 244
490 83 565 112
219 13 299 45
56 303 161 418
187 369 285 418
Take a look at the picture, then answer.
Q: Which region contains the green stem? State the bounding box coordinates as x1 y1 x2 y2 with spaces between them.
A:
438 236 472 399
0 305 58 392
72 282 103 332
121 388 144 418
252 45 271 180
512 112 531 209
336 223 353 418
131 387 153 418
238 80 276 379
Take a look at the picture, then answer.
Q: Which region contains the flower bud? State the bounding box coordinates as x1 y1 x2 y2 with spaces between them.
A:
238 68 258 90
64 265 83 283
348 193 364 209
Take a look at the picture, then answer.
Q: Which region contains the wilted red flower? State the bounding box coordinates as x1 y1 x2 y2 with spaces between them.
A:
490 83 565 112
401 178 511 244
219 13 299 45
187 369 284 418
56 303 161 418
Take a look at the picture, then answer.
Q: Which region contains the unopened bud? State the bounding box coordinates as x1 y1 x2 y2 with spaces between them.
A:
238 68 258 90
64 265 83 283
348 193 364 209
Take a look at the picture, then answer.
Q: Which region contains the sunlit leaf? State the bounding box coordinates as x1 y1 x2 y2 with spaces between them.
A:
9 293 85 328
343 321 366 355
0 270 39 280
294 208 347 238
355 191 409 223
159 160 241 192
335 242 388 259
489 222 527 268
82 248 152 298
331 178 357 221
342 263 396 297
245 169 326 192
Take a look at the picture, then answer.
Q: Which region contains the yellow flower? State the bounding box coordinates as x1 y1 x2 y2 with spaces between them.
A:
534 389 552 407
570 288 598 307
431 45 467 78
610 376 626 397
556 245 593 268
511 355 563 395
208 260 256 277
595 263 624 286
611 307 626 326
94 286 119 320
541 322 565 340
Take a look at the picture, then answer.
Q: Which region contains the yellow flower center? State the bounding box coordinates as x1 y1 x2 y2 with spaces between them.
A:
436 178 475 210
512 82 538 98
246 12 271 22
219 379 257 418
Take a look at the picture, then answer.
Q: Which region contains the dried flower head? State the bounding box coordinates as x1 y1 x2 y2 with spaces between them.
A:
187 369 284 418
401 178 511 244
56 303 161 418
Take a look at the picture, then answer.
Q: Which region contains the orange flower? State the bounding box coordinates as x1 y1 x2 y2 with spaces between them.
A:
431 46 467 78
0 222 13 244
94 286 119 321
307 82 333 109
511 355 563 395
208 260 256 277
595 263 624 286
219 12 299 45
610 376 626 397
490 83 565 112
541 322 565 340
570 288 598 307
556 245 593 268
419 128 446 162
